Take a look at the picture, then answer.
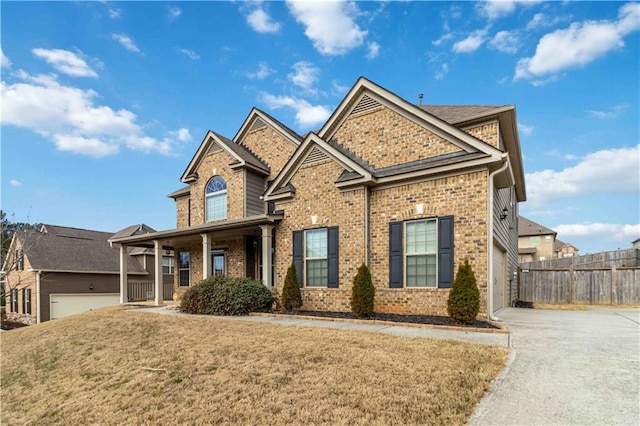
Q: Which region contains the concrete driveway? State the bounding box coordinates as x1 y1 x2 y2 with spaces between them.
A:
470 307 640 425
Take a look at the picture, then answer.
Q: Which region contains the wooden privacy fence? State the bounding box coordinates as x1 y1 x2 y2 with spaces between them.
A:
128 281 174 301
519 267 640 305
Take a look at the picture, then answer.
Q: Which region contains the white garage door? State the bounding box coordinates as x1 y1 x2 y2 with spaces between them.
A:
50 294 120 320
492 245 505 312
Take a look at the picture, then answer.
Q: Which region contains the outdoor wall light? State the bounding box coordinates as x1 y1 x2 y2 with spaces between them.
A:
500 207 509 221
89 284 94 291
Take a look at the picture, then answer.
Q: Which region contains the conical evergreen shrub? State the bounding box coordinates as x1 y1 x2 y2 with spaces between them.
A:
281 263 302 312
350 263 375 317
447 258 480 324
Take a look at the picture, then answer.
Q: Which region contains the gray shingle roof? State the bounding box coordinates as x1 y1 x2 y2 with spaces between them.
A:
419 105 510 124
22 225 146 273
167 186 190 199
518 217 557 237
212 131 271 174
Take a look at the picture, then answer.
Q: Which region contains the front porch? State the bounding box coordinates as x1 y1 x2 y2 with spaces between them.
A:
109 214 283 306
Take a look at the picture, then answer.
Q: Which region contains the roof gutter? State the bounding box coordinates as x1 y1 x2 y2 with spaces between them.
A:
487 154 510 322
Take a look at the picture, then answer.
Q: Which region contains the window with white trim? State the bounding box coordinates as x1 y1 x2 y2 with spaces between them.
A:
178 252 190 287
205 176 227 221
405 219 437 287
12 288 18 312
212 250 226 276
305 229 328 287
162 256 174 274
23 288 31 315
16 249 24 271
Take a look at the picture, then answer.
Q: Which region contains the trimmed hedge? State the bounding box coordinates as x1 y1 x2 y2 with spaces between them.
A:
447 259 480 324
350 263 375 317
281 263 302 312
180 275 273 316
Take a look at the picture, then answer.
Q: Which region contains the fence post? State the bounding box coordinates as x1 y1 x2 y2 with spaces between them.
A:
568 265 574 304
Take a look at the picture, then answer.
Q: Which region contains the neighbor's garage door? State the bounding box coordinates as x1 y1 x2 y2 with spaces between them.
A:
50 294 120 320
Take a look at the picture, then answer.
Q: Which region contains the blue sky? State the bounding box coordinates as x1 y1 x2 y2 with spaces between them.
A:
1 0 639 255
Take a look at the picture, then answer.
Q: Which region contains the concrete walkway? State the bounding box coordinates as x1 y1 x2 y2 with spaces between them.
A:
470 307 640 426
132 305 510 347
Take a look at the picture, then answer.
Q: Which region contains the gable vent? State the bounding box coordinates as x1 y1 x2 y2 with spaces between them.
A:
249 118 267 133
208 141 223 155
302 146 329 166
351 94 381 115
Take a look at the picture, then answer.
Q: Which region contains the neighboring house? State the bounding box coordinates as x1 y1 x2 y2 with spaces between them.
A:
554 239 579 259
110 77 527 316
518 217 557 262
2 224 173 324
632 238 640 250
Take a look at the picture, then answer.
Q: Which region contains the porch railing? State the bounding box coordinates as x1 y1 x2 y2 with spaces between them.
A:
128 280 174 301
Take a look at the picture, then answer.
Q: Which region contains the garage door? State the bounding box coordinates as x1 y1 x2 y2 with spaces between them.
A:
492 245 505 312
50 294 120 320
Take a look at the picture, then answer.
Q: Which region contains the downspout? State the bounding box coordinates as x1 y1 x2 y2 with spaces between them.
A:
364 186 370 266
36 271 41 324
487 154 509 322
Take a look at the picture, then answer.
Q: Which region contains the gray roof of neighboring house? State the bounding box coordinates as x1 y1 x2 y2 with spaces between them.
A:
21 225 146 273
419 105 510 125
518 247 537 255
110 224 156 240
554 239 578 252
518 216 557 237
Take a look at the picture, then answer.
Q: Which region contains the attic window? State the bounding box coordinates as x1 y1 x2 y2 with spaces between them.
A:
249 118 267 133
351 94 381 115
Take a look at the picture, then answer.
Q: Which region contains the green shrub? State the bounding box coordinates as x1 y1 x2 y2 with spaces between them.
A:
180 275 273 316
350 263 375 317
447 259 480 324
281 263 302 312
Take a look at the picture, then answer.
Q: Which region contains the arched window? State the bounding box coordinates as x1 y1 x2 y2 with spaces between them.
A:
205 176 227 221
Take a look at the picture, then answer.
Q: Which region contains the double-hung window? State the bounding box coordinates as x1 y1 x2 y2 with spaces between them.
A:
178 252 190 287
305 229 328 287
405 220 437 287
16 249 24 271
23 288 31 315
12 288 18 312
205 176 227 221
162 256 174 274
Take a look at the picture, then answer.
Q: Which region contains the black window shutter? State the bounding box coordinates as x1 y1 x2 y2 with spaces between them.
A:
292 231 303 287
327 227 339 288
389 221 403 288
438 215 454 288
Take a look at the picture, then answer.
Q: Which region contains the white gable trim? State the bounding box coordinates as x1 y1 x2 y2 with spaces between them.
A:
233 108 301 147
180 131 245 183
319 77 503 160
264 133 373 201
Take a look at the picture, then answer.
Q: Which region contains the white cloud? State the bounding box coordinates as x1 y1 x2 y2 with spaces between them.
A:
247 62 274 80
453 29 488 53
286 0 367 55
525 145 640 207
480 0 543 20
366 42 380 59
246 7 281 34
587 104 629 119
554 223 640 240
1 71 184 157
177 48 200 60
515 3 640 81
261 92 331 128
432 33 454 47
331 80 349 97
108 8 121 19
111 33 140 53
167 6 182 21
171 128 192 142
32 48 98 78
518 122 534 135
1 47 11 68
435 63 449 80
288 61 320 91
489 30 520 53
9 179 22 187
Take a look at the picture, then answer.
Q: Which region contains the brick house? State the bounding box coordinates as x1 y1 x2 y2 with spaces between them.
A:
2 224 173 324
110 78 526 317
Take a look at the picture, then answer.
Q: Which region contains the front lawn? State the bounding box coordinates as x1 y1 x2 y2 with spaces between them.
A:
1 306 507 425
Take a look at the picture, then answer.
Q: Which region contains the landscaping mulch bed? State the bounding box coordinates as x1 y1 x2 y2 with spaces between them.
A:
274 310 500 329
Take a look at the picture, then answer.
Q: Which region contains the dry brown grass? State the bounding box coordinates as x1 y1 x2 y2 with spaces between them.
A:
1 306 507 425
533 303 590 311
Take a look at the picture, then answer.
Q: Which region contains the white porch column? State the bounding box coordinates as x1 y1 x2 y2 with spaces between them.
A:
119 245 128 304
261 225 274 288
202 233 211 280
154 240 163 306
